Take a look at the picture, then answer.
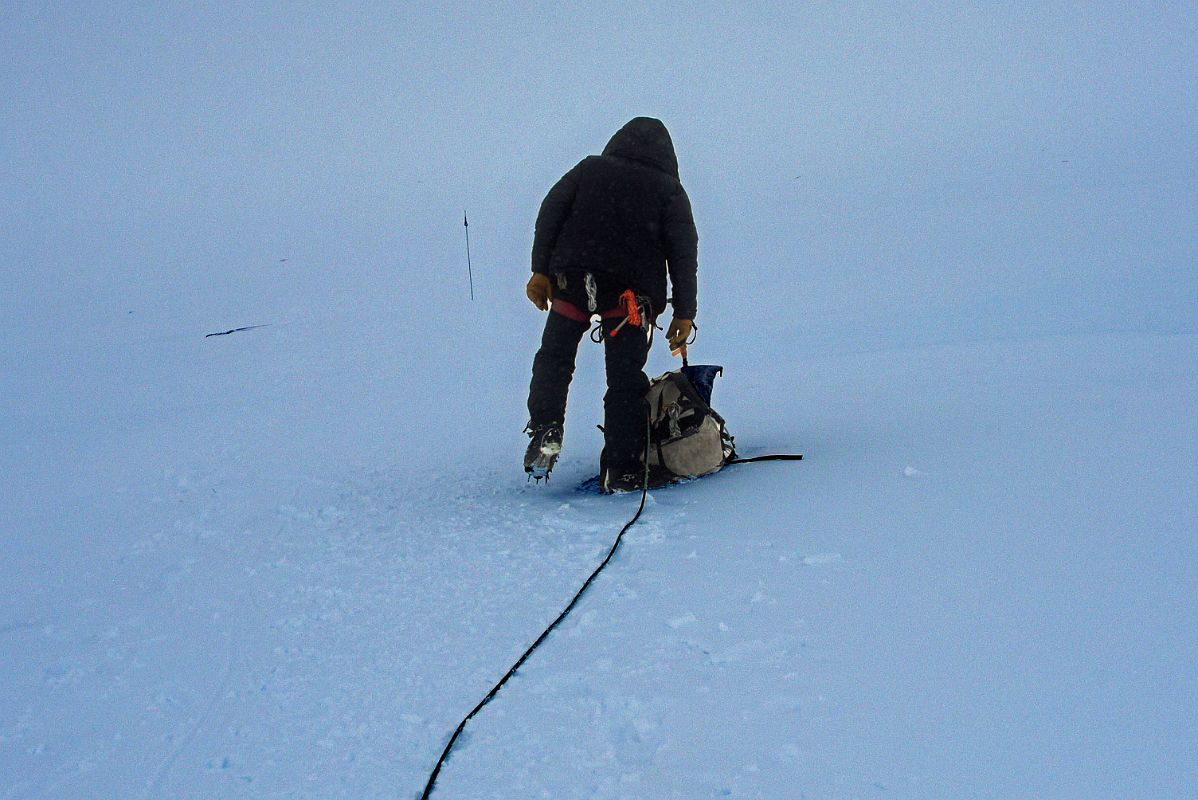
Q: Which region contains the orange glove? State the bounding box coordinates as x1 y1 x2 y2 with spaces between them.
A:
526 273 552 310
666 318 693 356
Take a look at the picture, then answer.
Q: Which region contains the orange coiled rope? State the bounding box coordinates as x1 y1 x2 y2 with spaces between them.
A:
607 289 641 338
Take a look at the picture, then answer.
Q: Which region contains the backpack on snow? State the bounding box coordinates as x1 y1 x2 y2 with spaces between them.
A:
644 364 736 485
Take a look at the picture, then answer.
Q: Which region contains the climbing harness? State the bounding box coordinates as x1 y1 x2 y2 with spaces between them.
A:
550 297 625 325
547 271 656 345
589 293 655 344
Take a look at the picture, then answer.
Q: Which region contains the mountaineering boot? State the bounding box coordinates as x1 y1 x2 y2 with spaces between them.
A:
599 465 645 494
524 423 563 482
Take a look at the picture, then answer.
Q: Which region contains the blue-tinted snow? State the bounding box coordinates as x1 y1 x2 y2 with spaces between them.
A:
2 4 1195 799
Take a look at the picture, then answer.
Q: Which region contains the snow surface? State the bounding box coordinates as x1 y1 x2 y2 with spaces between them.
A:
3 5 1197 799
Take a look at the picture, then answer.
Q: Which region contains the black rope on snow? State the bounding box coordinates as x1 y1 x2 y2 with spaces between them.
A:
419 415 653 800
727 453 804 465
417 324 803 797
205 324 269 338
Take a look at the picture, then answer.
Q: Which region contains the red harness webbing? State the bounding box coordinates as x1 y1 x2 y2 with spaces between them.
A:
551 298 626 323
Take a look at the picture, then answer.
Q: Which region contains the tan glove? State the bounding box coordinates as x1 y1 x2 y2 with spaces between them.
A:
526 273 553 310
666 318 693 357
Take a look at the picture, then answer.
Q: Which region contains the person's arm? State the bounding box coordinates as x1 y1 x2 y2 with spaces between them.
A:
530 164 581 277
663 184 698 321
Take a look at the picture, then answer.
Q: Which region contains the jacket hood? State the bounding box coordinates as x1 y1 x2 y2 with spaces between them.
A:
601 117 679 179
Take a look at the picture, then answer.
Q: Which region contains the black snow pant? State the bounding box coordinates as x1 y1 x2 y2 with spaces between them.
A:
527 272 651 474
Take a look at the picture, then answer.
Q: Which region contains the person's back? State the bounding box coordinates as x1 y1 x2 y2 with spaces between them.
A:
530 118 698 323
524 117 699 492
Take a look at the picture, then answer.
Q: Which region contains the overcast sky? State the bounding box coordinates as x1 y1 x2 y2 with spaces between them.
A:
3 2 1195 347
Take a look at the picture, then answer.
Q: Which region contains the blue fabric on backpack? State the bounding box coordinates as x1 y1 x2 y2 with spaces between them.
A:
680 364 723 407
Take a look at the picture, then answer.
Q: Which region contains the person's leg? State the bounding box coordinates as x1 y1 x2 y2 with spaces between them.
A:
601 317 651 475
528 310 588 429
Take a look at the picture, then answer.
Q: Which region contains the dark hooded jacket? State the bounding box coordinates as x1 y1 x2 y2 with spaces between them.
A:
530 117 698 320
